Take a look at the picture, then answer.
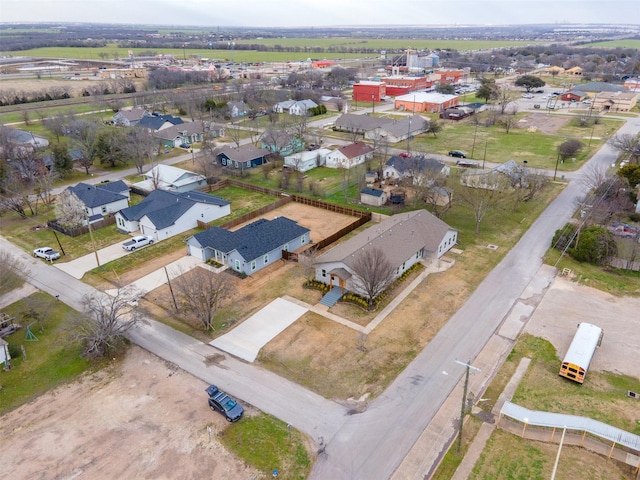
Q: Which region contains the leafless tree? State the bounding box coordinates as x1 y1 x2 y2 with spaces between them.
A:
350 247 396 307
456 175 510 234
42 110 72 142
291 114 309 140
125 127 155 174
67 119 100 174
55 189 86 228
226 124 244 148
297 246 318 282
33 166 57 206
0 250 29 294
608 132 640 164
21 109 31 126
579 162 609 192
172 267 231 331
497 113 517 134
495 86 519 114
558 139 584 162
70 288 145 358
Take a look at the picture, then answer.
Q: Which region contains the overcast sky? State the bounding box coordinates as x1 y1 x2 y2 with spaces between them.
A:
1 0 637 27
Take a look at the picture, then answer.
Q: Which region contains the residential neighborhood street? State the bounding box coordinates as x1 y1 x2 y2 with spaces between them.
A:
0 106 638 479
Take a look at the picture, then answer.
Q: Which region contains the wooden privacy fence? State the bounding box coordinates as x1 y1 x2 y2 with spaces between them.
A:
48 215 116 237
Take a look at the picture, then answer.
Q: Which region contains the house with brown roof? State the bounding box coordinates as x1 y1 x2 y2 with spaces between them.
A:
215 144 271 170
313 209 457 296
325 142 374 169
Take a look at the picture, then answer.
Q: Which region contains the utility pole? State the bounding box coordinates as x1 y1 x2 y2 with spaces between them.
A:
455 359 481 451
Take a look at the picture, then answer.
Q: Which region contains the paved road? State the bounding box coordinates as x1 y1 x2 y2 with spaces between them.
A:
0 236 349 442
309 115 639 478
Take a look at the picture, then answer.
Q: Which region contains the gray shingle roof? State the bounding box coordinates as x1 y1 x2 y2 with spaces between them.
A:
191 217 310 263
386 155 445 174
67 182 128 208
361 187 385 197
119 189 229 229
316 209 455 268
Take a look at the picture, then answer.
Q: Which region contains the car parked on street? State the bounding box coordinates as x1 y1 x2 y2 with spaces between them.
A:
206 385 244 422
448 150 467 158
122 235 154 251
33 247 61 261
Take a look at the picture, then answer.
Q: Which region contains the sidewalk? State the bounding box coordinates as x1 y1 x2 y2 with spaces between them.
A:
390 264 556 480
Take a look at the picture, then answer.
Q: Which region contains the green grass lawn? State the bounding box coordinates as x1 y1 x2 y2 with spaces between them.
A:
0 291 93 414
220 413 311 480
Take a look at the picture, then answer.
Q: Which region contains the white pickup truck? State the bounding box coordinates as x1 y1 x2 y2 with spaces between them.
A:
122 235 154 251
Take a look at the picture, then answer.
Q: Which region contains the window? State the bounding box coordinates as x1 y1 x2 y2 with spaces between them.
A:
251 260 256 271
321 269 326 277
283 244 289 251
234 260 240 271
301 234 306 244
101 206 107 214
264 254 269 264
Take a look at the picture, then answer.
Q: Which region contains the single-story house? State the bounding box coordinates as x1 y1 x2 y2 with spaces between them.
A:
360 187 388 206
228 101 249 118
284 148 330 172
215 144 271 170
133 164 207 193
314 209 458 295
273 99 318 116
186 217 310 275
384 155 450 186
137 113 183 132
1 126 49 149
42 148 86 169
116 189 230 240
460 159 526 189
152 120 208 148
260 129 304 156
333 114 428 144
325 142 374 169
112 107 150 126
66 180 130 216
565 66 583 76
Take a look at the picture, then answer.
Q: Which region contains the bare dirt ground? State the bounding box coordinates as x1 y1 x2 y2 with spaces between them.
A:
0 346 260 480
519 112 572 135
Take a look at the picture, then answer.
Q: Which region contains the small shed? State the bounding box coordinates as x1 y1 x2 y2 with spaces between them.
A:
360 187 388 206
0 338 9 367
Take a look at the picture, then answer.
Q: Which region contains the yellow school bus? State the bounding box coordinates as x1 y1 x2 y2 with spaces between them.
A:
559 322 603 384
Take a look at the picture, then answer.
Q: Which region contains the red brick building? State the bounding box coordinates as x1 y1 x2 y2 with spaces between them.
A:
353 81 387 102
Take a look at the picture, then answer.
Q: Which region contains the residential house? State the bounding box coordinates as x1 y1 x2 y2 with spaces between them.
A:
313 210 457 295
284 148 330 172
384 155 450 186
261 128 304 156
116 189 230 240
273 99 318 116
0 338 9 367
137 113 183 132
186 217 310 275
360 187 387 206
1 126 49 149
66 180 130 217
42 148 86 170
152 120 207 148
215 144 271 170
112 107 150 126
334 114 428 144
460 160 526 189
228 101 249 118
133 164 207 193
565 66 583 76
325 142 374 169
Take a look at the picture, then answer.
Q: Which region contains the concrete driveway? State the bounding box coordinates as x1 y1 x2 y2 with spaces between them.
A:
54 241 133 279
210 297 308 362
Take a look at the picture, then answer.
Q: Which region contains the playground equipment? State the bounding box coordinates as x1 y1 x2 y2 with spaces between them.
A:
0 313 21 338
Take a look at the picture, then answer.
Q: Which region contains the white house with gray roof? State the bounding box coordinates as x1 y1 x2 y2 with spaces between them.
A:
186 217 310 275
314 209 457 295
66 180 130 217
273 99 318 116
116 189 230 241
133 164 207 193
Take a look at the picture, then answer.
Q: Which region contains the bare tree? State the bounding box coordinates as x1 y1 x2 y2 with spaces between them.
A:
608 132 640 164
495 86 519 114
579 162 608 192
297 246 318 282
0 250 29 294
67 119 100 174
558 139 584 162
55 189 86 228
70 288 145 358
350 247 396 307
125 127 155 174
226 124 244 148
172 267 231 331
456 175 510 234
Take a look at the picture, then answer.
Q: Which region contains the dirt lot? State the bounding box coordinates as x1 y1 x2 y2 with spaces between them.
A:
0 346 260 480
519 112 572 135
